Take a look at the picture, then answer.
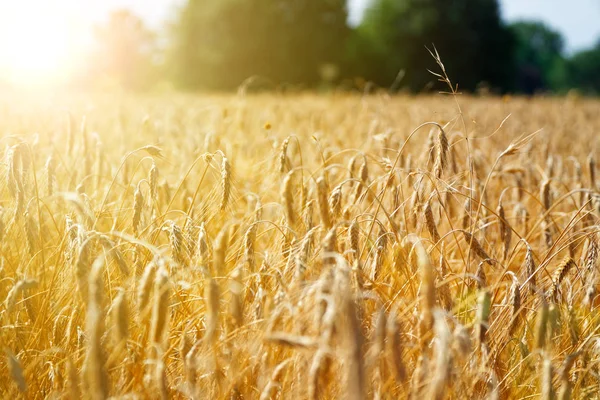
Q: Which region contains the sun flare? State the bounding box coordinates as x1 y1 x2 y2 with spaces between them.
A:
0 4 82 84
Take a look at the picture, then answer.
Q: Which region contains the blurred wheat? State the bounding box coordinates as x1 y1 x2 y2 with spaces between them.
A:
0 91 599 399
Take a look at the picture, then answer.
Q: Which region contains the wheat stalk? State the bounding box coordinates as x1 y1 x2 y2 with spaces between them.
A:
220 156 231 212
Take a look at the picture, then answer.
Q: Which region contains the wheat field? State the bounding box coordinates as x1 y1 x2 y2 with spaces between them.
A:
1 91 600 399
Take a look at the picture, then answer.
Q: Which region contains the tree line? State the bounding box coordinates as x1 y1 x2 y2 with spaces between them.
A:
83 0 600 94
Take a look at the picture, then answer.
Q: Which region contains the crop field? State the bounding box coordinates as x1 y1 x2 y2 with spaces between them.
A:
1 92 600 399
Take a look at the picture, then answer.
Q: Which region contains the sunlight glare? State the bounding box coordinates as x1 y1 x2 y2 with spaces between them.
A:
0 3 82 85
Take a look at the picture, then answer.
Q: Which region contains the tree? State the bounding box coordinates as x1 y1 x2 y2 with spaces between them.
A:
86 10 157 90
354 0 515 92
510 21 567 93
568 40 600 94
168 0 349 90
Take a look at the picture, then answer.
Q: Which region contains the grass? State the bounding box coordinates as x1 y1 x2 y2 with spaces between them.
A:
1 90 600 399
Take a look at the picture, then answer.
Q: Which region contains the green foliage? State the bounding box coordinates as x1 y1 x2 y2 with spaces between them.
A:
510 21 568 93
168 0 349 90
568 41 600 94
353 0 515 92
79 2 600 95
